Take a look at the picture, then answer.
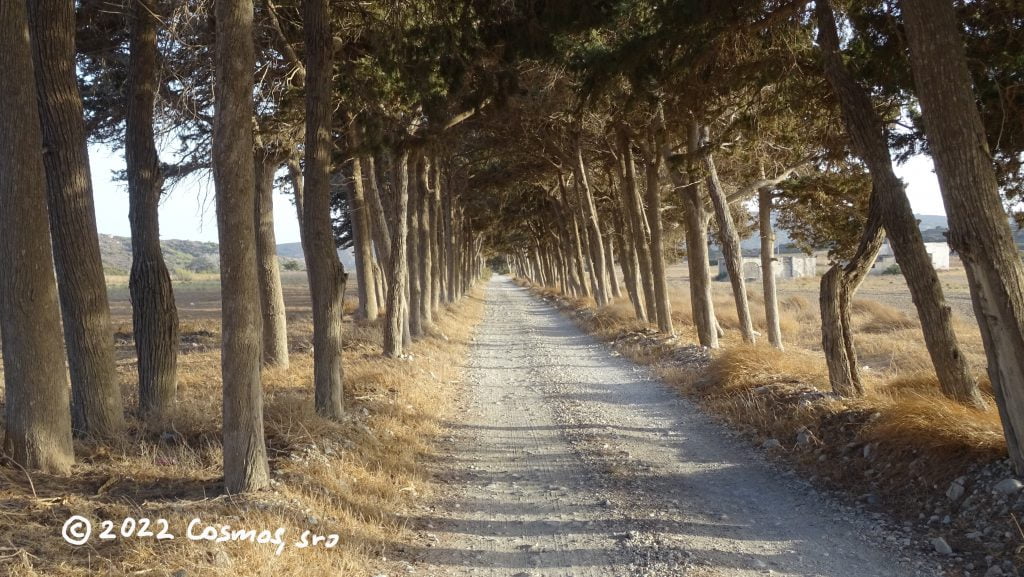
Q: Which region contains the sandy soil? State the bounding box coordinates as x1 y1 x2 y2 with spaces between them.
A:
392 277 943 577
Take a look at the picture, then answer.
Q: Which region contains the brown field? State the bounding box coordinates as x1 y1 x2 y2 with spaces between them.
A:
0 273 486 576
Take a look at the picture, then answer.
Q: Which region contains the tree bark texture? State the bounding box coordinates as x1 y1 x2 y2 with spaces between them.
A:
0 0 75 474
902 0 1024 468
254 150 289 368
214 0 270 493
383 150 410 356
574 145 610 306
645 114 674 335
29 0 123 437
127 0 179 419
303 0 346 419
758 186 783 349
817 0 983 408
703 136 756 344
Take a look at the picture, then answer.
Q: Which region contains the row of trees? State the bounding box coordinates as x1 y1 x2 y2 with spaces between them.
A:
3 0 1024 487
1 0 488 490
485 0 1024 465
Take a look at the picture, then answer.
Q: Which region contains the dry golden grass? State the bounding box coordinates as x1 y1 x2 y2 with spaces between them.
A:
704 345 828 393
0 281 486 577
519 267 1009 504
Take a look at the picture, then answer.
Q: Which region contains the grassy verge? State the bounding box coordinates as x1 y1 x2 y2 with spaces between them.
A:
0 291 486 576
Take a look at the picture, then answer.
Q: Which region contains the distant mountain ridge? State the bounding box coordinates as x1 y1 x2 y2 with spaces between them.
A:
98 234 354 274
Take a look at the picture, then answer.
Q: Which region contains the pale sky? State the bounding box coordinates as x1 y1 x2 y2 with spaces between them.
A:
88 144 949 243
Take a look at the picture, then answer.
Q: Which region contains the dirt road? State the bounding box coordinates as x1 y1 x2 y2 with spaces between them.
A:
395 277 943 577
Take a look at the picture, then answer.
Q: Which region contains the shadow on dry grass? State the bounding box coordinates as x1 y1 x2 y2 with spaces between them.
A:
0 290 486 576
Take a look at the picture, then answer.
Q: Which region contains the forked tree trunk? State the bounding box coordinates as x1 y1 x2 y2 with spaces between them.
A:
254 151 289 368
29 0 122 437
303 0 345 419
574 145 611 306
820 191 887 397
383 150 410 356
902 0 1024 467
0 0 74 473
214 0 269 493
645 113 674 335
364 154 393 262
817 0 983 407
127 0 178 420
758 185 783 349
703 131 755 343
618 131 657 320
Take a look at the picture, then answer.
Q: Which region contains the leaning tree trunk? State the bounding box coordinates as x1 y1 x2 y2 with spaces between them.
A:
758 185 783 349
614 208 646 320
817 0 983 408
645 114 674 335
618 131 657 320
574 145 611 306
820 190 887 397
214 0 269 493
254 150 289 368
703 132 756 344
29 0 122 438
902 0 1024 469
559 174 591 299
127 0 178 420
0 0 74 473
430 160 444 314
303 0 346 419
383 150 410 357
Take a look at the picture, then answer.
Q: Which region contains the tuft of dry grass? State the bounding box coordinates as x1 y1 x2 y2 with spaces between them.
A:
853 299 918 333
861 394 1005 458
704 345 828 393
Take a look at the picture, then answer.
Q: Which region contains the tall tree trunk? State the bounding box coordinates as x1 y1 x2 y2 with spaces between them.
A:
558 174 591 298
254 151 289 368
430 160 444 313
213 0 269 493
0 0 74 473
614 208 646 320
574 145 610 306
29 0 122 437
618 131 657 320
303 0 345 419
605 233 622 299
287 157 306 242
365 154 392 269
902 0 1024 466
127 0 178 419
664 122 719 348
383 150 410 356
407 153 424 338
348 148 378 322
758 185 783 349
416 155 433 328
820 190 886 397
702 130 756 343
644 115 674 335
817 0 983 407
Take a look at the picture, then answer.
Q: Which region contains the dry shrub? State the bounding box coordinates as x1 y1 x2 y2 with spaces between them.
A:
706 344 828 393
587 301 644 335
780 294 812 315
853 299 918 333
862 394 1005 458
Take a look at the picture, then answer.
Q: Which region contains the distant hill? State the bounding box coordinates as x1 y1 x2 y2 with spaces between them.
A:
98 234 354 274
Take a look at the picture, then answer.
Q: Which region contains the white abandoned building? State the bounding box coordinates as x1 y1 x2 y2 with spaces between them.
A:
870 241 950 274
717 254 817 281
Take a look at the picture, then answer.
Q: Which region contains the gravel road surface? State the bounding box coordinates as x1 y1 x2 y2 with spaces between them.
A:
397 276 943 577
